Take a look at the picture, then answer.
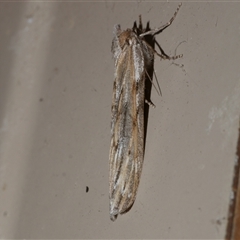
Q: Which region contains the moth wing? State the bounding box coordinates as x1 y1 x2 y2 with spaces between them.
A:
109 36 145 221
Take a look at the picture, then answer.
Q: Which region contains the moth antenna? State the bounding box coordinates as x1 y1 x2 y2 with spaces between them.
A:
139 2 182 38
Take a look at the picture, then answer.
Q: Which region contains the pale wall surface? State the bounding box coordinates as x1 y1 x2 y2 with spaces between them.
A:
0 2 239 239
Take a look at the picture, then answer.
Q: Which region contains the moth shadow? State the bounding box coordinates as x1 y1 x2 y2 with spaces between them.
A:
133 19 156 157
143 28 155 156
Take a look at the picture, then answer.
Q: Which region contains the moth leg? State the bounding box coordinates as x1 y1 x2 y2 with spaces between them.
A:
145 69 161 96
139 3 182 38
154 42 183 60
145 99 156 108
153 70 162 96
144 39 183 60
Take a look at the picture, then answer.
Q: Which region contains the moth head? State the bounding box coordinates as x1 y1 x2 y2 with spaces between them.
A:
119 29 135 49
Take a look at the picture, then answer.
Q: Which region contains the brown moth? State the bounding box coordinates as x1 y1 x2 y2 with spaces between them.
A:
109 3 182 221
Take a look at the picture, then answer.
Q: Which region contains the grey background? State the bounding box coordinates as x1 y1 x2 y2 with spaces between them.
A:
0 2 239 239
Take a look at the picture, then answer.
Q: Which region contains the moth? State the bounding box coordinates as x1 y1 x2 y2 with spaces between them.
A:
109 4 182 221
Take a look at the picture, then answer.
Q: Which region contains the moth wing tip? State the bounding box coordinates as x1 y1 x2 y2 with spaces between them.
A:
110 205 119 221
110 213 118 221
